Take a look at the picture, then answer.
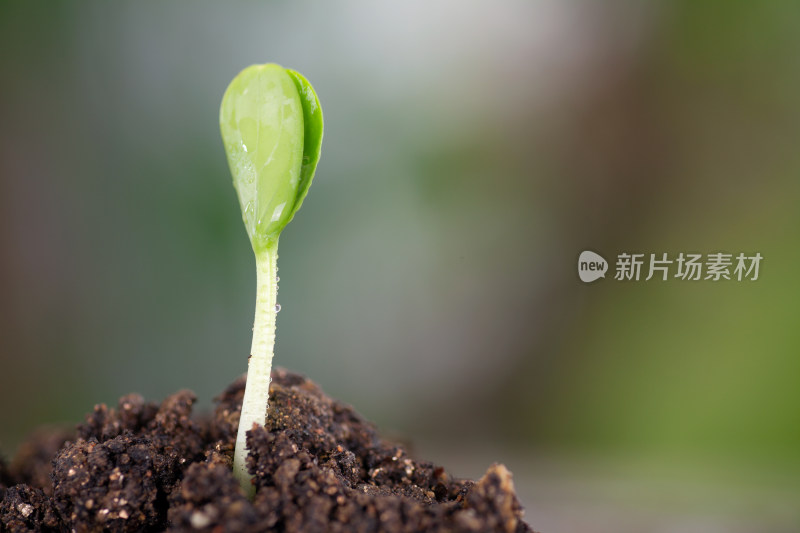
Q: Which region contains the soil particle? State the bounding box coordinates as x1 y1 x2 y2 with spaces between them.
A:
1 368 536 532
0 484 59 532
7 428 73 495
167 452 258 532
51 435 161 532
78 393 159 442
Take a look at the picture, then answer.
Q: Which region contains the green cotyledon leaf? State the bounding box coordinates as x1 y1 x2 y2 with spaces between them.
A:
220 64 323 251
285 69 323 227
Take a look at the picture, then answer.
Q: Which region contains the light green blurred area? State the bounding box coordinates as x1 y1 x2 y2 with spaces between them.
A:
1 1 798 531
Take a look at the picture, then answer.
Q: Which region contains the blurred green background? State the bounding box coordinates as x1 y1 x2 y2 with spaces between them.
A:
1 1 798 531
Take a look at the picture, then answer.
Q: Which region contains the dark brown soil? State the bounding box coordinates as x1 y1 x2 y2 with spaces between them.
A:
1 368 536 532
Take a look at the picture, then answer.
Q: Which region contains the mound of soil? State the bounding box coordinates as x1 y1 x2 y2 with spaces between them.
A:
0 368 536 532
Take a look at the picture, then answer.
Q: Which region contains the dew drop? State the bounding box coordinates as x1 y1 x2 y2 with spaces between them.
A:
276 276 280 282
275 304 282 312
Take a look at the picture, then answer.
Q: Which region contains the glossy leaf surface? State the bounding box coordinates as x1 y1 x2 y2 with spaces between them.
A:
220 64 322 250
286 69 324 227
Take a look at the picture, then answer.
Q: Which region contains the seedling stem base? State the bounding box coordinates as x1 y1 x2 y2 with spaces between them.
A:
233 242 279 497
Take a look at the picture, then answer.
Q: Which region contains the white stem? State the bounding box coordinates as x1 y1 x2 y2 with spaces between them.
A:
233 243 278 498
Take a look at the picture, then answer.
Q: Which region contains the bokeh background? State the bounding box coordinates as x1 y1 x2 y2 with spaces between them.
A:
1 1 799 531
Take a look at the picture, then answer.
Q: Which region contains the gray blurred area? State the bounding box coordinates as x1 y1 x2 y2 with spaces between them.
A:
1 2 799 531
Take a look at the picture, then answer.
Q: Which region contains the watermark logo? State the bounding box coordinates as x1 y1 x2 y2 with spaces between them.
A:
579 251 763 283
578 250 608 283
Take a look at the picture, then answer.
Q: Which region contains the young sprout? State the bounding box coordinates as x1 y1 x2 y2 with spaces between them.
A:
220 64 323 496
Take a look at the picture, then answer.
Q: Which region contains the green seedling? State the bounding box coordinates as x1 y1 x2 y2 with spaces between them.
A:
220 63 323 496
